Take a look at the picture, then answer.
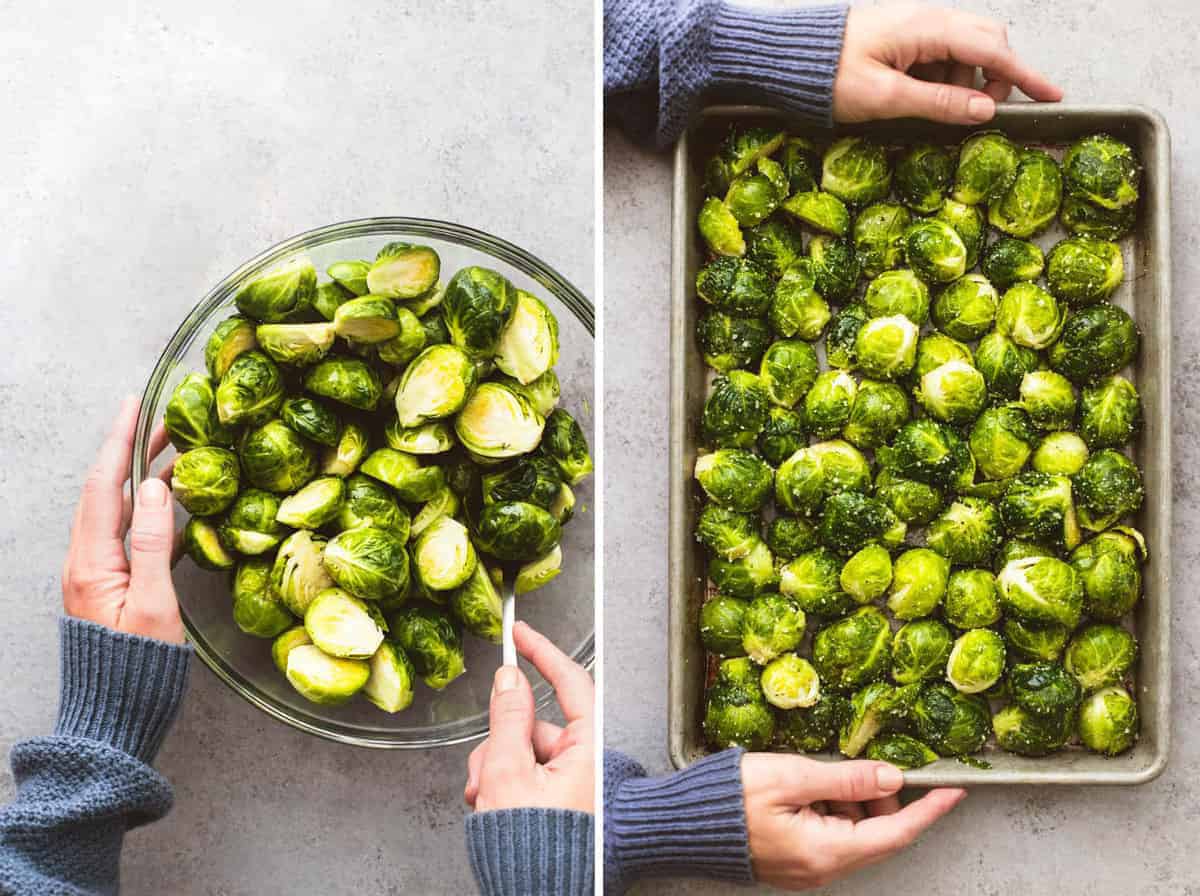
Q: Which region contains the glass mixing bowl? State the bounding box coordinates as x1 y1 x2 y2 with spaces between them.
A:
133 218 594 748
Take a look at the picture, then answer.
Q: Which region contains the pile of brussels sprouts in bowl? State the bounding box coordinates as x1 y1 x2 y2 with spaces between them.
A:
693 127 1146 768
163 239 592 719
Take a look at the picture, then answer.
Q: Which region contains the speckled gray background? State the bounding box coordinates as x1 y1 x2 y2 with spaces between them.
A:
604 0 1200 893
0 2 592 893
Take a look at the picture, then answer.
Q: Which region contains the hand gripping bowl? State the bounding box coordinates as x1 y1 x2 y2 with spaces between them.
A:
134 218 594 748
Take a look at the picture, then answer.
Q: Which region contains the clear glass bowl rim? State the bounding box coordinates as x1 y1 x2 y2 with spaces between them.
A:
132 216 594 749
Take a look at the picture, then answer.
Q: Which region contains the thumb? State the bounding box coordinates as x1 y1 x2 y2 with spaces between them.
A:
885 73 996 125
788 760 905 806
482 665 537 777
127 478 178 596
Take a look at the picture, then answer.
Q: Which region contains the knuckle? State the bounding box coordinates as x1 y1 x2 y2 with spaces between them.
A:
933 83 958 117
130 525 171 555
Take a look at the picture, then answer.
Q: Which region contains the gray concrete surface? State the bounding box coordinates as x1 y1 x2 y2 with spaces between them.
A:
604 1 1200 893
0 2 592 894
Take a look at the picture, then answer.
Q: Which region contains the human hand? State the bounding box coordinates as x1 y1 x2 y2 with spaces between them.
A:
62 396 184 644
464 621 594 813
742 753 965 890
833 3 1063 125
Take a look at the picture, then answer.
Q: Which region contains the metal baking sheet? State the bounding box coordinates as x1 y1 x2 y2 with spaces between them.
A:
668 104 1172 785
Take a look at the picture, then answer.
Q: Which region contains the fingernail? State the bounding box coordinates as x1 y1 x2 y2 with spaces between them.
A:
494 666 520 694
968 95 993 122
138 478 169 508
877 765 904 791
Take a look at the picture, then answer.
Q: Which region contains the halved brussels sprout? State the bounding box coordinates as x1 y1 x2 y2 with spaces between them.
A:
838 682 913 758
808 236 861 303
320 422 369 478
759 340 819 408
997 555 1083 628
1049 302 1139 384
515 545 563 595
698 196 746 257
887 419 973 490
780 137 819 192
172 447 240 515
776 692 848 752
840 544 893 604
182 517 236 571
1064 623 1137 690
383 421 453 458
165 373 233 451
235 255 316 323
696 449 774 512
239 420 317 494
1062 134 1140 210
891 619 953 685
915 360 986 425
887 548 950 621
764 515 819 561
981 237 1044 290
926 498 1002 567
895 144 953 213
280 397 341 448
769 260 831 340
205 315 258 380
313 282 352 322
482 456 562 510
943 568 1000 630
542 408 594 484
903 218 967 284
216 351 284 426
912 682 991 756
413 516 477 591
420 311 451 346
304 588 385 659
392 344 477 428
1009 660 1082 719
362 641 416 713
708 127 786 190
969 404 1036 481
276 476 345 529
774 440 870 516
441 266 516 357
703 656 775 750
999 471 1081 551
231 557 293 639
818 492 905 557
375 307 428 367
824 302 869 370
912 333 973 381
1019 371 1077 432
1031 431 1089 476
390 604 466 690
854 315 919 380
741 593 806 664
760 654 821 710
448 563 503 642
711 539 777 600
974 331 1040 399
951 131 1019 206
988 149 1063 238
874 467 945 526
256 322 337 366
803 370 857 439
366 243 440 299
865 733 938 770
702 370 770 449
360 448 445 502
863 269 930 323
992 703 1073 757
934 199 986 269
696 504 758 561
323 525 410 601
695 309 771 372
410 487 460 539
1060 195 1136 240
1079 686 1138 755
745 216 805 278
331 296 400 344
812 606 892 690
781 191 850 236
271 626 313 675
1080 375 1141 449
327 260 371 296
495 291 560 385
778 547 851 617
1004 617 1070 663
1046 237 1124 306
1073 449 1144 532
271 530 336 617
219 488 286 554
946 628 1006 694
475 501 562 562
455 382 545 461
821 137 891 206
931 274 998 342
853 202 911 278
699 595 749 657
303 357 383 411
285 644 369 705
725 167 784 227
996 283 1066 350
335 474 409 538
842 378 909 451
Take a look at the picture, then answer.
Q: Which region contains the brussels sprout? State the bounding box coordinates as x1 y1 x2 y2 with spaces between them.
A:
696 257 772 317
320 422 369 478
334 473 409 538
865 733 939 770
361 641 416 713
695 309 772 372
995 536 1053 569
410 487 460 540
803 370 857 438
854 315 919 380
824 302 870 369
863 269 930 324
1073 449 1144 532
205 315 258 380
838 682 913 758
182 517 236 571
895 144 953 213
711 539 777 600
389 347 475 430
819 492 905 557
440 265 517 357
775 440 870 517
1031 431 1089 476
235 255 317 322
776 692 849 752
703 656 775 750
744 216 805 279
696 504 758 561
935 199 986 269
475 501 562 562
874 468 945 526
215 351 284 426
812 606 892 691
482 456 563 512
449 563 504 643
941 568 999 630
946 628 1005 694
840 544 893 604
779 548 852 617
911 334 973 382
969 404 1036 481
769 261 831 340
420 310 451 346
1009 661 1082 720
756 342 819 412
702 371 770 449
821 137 891 206
1079 686 1139 755
760 654 820 710
218 488 286 554
541 408 594 484
995 283 1065 351
412 516 477 591
853 202 911 278
765 515 819 561
172 447 240 515
375 308 428 367
323 525 409 601
1079 375 1141 450
277 397 339 448
360 449 445 503
329 297 398 345
492 291 560 385
757 407 806 467
231 557 294 638
952 131 1019 205
1049 302 1139 384
271 530 337 617
726 169 783 227
165 373 234 451
981 238 1045 290
912 682 991 756
926 498 1002 568
304 588 385 659
781 191 851 236
841 379 909 451
1016 372 1074 433
1060 195 1136 240
1070 529 1143 621
891 619 953 685
887 419 973 489
903 218 967 284
390 604 466 690
931 274 998 342
285 644 369 705
271 625 313 674
997 555 1083 629
1063 134 1140 210
992 704 1073 757
363 243 440 301
698 197 746 257
455 383 545 462
275 476 344 530
1004 618 1070 663
385 421 454 457
915 360 987 425
699 594 749 657
1045 238 1124 308
1065 623 1137 690
988 149 1063 238
303 357 382 412
695 449 774 512
1000 471 1081 551
973 332 1039 400
312 282 353 322
808 236 861 303
778 137 820 194
707 127 786 192
324 260 370 297
887 548 950 621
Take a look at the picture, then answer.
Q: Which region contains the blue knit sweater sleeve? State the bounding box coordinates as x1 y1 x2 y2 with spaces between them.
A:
604 748 752 895
465 807 595 896
604 0 849 148
0 618 191 896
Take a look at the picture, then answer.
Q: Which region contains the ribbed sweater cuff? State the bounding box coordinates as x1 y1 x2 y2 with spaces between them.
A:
466 808 595 896
608 747 752 885
706 2 848 127
53 617 192 764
